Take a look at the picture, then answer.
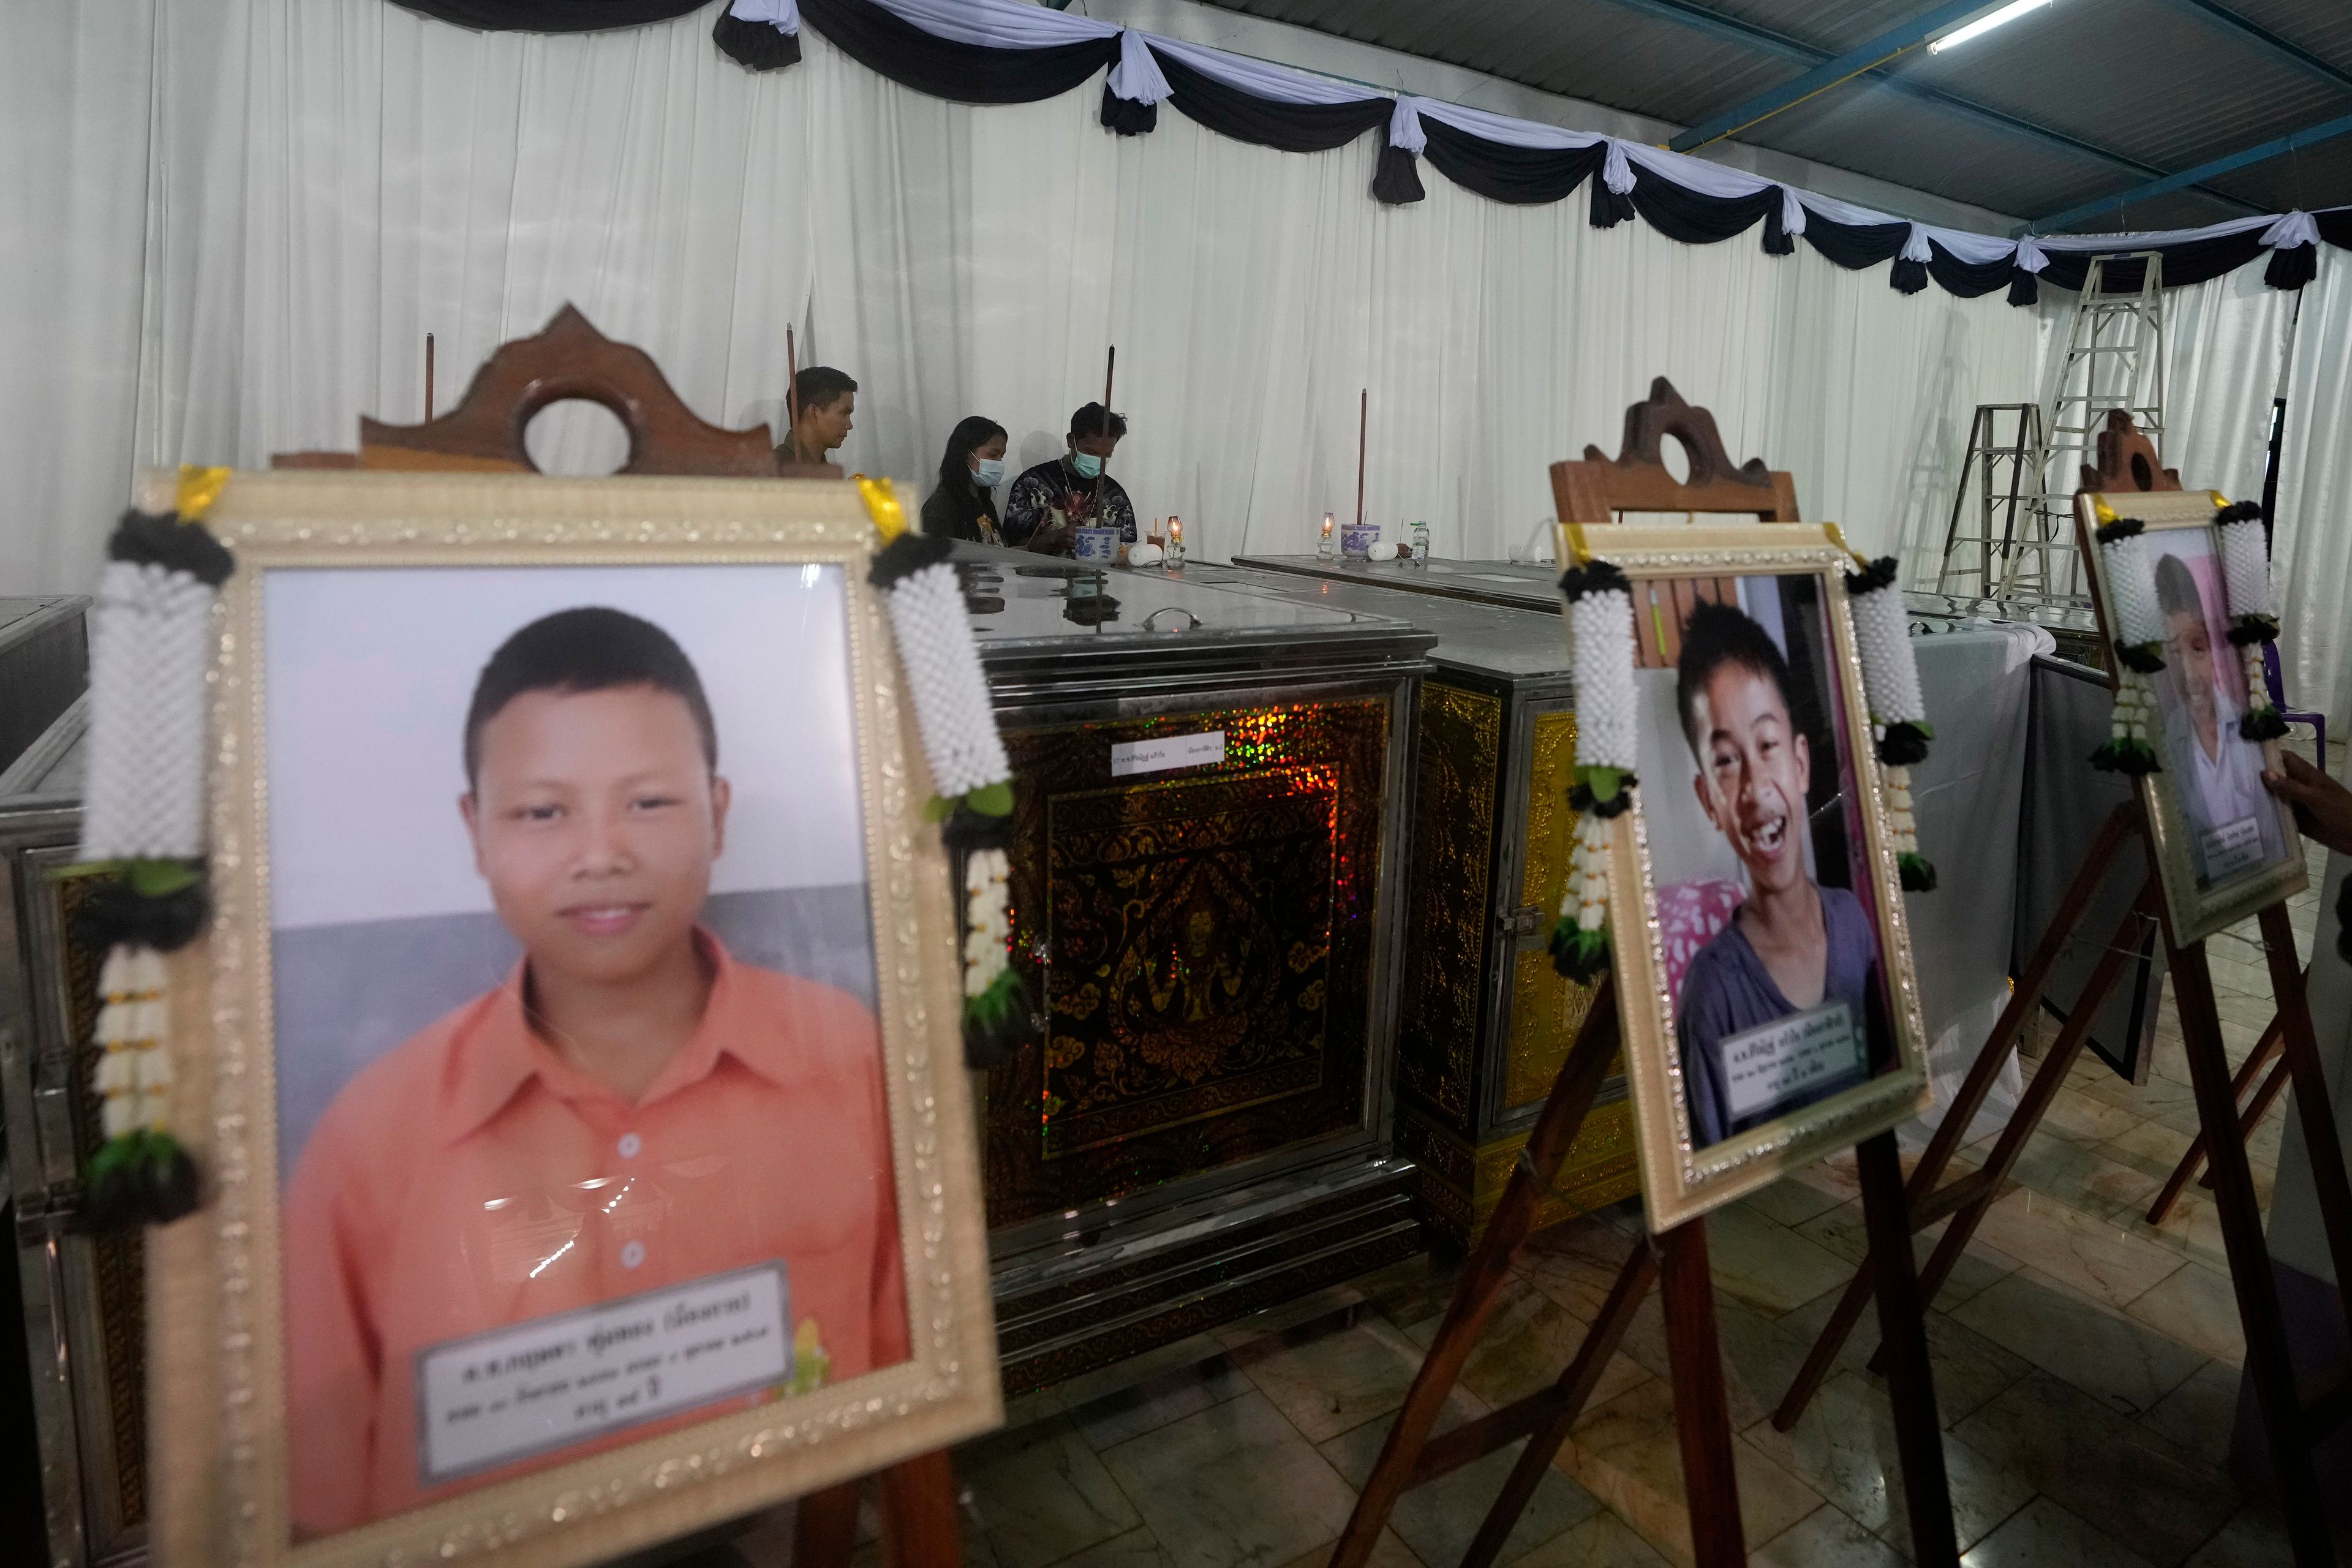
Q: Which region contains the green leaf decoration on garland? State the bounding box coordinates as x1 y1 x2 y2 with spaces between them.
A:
966 780 1014 817
1547 917 1610 984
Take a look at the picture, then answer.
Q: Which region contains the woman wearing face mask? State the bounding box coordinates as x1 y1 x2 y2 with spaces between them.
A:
921 417 1009 543
1002 403 1137 556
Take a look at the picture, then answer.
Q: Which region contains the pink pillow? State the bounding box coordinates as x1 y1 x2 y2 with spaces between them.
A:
1659 879 1745 1000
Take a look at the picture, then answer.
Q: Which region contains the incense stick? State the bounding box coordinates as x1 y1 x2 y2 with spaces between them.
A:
424 334 435 421
1355 388 1368 529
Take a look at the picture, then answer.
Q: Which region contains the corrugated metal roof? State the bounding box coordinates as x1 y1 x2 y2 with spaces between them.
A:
1193 0 2352 231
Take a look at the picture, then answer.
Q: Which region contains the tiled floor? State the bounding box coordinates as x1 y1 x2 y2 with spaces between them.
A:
707 756 2340 1568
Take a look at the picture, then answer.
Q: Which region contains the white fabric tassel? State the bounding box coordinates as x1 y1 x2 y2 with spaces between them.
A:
1568 587 1639 772
81 560 216 862
885 559 1011 800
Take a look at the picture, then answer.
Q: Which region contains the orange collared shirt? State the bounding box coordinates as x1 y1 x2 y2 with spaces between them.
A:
282 933 907 1536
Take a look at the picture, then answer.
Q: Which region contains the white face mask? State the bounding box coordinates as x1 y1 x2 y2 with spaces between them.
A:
973 457 1005 489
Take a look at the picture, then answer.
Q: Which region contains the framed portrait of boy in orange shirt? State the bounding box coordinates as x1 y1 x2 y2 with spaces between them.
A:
1553 525 1935 1230
149 473 999 1568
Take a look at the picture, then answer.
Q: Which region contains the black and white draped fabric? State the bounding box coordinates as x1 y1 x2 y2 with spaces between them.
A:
680 0 2348 303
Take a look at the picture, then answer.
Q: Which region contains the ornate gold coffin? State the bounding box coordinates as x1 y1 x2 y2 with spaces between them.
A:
1210 562 1639 1243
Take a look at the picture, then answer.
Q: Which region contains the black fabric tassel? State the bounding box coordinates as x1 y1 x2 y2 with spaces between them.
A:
2116 642 2166 674
1844 556 1899 595
1877 722 1931 767
73 877 212 953
1890 256 1930 295
1099 86 1156 135
1567 777 1638 817
867 527 954 589
1372 143 1426 205
2007 266 2039 307
2094 516 2146 544
943 805 1012 851
1589 179 1635 228
2240 708 2291 742
108 508 234 586
144 1144 203 1224
712 9 802 70
1558 560 1630 602
2227 617 2279 646
2215 500 2266 527
2265 243 2318 292
1762 205 1794 256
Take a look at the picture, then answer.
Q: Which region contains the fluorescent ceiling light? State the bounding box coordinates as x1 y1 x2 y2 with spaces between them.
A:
1928 0 2052 53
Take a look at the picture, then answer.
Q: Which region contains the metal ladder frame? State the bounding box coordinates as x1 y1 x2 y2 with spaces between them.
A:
1927 252 2166 607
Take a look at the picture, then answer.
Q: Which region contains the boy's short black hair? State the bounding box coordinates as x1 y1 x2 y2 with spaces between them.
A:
2155 551 2204 621
794 365 857 413
1675 598 1795 760
464 607 717 786
1069 402 1128 441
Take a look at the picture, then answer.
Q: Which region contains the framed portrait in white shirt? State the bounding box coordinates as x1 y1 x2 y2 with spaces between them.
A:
2076 491 2306 944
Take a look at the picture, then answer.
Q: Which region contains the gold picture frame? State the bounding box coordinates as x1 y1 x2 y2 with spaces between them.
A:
1551 524 1933 1232
149 471 1000 1568
2075 491 2307 945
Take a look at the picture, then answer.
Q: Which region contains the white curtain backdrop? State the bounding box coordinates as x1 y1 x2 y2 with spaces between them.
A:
2 0 2335 731
2274 249 2352 724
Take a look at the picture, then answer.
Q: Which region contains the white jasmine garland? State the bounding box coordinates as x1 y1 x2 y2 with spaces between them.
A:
885 558 1012 801
2215 510 2275 621
2100 529 2166 650
81 560 216 862
1848 579 1926 728
1567 585 1639 772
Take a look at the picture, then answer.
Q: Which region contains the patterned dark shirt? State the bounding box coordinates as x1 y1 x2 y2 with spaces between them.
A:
1002 458 1137 551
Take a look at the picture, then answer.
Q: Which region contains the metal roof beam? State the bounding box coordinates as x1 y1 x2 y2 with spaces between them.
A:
1667 0 2005 153
1589 0 2266 215
2149 0 2352 99
2029 110 2352 232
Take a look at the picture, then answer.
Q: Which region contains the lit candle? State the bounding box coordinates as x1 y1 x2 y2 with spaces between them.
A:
1318 512 1337 560
1165 514 1186 570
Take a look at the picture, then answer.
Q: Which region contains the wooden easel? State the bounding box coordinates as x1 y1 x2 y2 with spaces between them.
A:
284 304 960 1568
1775 420 2352 1566
1330 382 1958 1568
1771 805 2157 1419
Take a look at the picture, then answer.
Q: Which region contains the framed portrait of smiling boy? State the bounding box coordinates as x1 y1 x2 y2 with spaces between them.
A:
1554 525 1932 1230
2073 490 2305 944
148 471 999 1568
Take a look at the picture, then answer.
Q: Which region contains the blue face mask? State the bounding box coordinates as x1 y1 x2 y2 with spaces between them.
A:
1071 451 1103 480
973 458 1005 489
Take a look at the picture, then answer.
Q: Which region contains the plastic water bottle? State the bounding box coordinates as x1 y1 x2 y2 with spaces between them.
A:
1411 519 1431 565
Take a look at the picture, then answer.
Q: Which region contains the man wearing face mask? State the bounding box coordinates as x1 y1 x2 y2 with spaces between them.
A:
1002 403 1136 556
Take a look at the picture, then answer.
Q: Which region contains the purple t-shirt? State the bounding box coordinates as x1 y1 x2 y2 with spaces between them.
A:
1676 885 1880 1147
